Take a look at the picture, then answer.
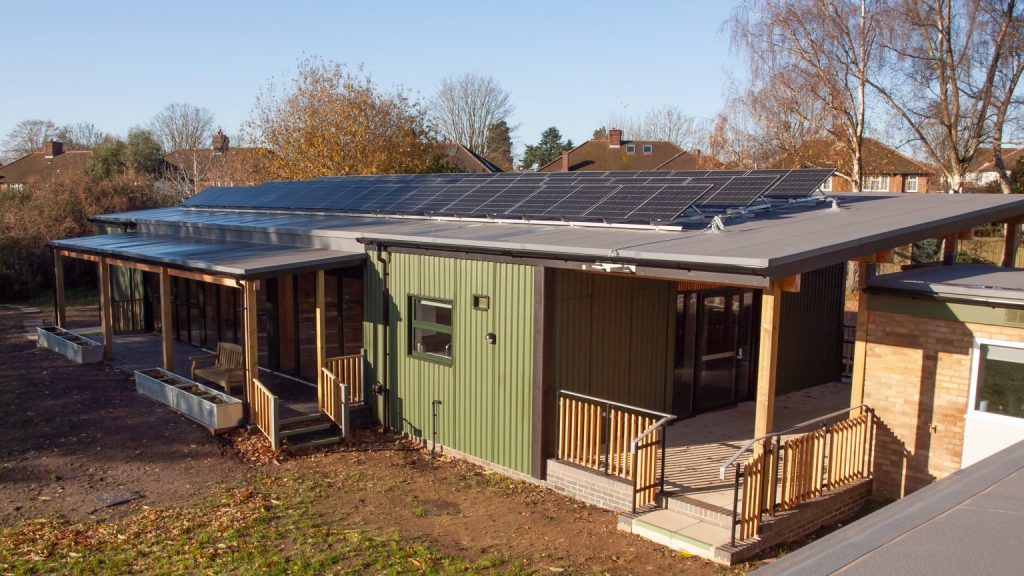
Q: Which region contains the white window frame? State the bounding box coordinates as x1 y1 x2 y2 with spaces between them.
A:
642 144 653 154
906 175 919 193
863 175 891 191
967 337 1024 428
820 177 833 192
626 144 636 154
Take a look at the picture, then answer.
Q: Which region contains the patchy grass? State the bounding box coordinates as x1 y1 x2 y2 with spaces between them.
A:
0 481 528 575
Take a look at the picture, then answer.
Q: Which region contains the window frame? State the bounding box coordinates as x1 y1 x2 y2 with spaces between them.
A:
967 337 1024 427
408 295 454 365
905 175 919 193
626 143 636 154
642 143 654 154
863 175 890 192
820 177 833 192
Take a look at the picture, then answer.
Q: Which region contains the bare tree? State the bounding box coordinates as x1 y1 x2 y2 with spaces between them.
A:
608 105 712 150
729 0 879 190
55 122 106 150
149 103 215 153
2 119 57 162
870 0 1024 192
429 73 515 154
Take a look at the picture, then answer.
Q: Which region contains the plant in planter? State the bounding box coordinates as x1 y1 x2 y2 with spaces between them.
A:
36 326 103 364
135 368 243 433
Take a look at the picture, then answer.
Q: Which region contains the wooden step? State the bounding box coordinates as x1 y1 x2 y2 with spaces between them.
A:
280 422 333 437
285 435 343 451
278 413 323 427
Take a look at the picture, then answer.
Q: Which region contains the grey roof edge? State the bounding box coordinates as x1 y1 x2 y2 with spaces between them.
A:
750 440 1024 576
763 194 1024 278
49 234 365 278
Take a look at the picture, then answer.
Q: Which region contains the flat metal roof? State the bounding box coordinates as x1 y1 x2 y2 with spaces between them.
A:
91 192 1024 279
869 263 1024 303
51 232 365 278
751 440 1024 576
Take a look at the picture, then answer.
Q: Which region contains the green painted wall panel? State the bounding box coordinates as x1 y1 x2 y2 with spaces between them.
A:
363 252 535 473
552 269 675 413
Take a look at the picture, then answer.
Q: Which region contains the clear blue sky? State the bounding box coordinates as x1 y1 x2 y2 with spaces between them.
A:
1 0 744 153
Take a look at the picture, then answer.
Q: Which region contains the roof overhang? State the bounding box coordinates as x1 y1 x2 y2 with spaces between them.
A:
50 232 365 279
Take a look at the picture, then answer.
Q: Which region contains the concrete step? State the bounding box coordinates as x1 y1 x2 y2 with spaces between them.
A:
624 509 733 565
665 494 735 529
279 413 323 427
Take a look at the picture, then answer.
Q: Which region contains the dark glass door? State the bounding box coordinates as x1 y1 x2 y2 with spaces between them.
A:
691 289 757 414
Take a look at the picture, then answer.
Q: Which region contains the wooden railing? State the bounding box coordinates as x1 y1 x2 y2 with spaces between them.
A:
557 390 674 512
251 378 280 450
721 406 875 544
325 351 364 405
320 367 350 437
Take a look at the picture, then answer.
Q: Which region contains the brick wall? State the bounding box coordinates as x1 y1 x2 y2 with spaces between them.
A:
863 310 1024 499
545 459 634 512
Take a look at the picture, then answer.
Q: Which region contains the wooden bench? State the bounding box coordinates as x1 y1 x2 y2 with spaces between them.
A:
190 342 244 393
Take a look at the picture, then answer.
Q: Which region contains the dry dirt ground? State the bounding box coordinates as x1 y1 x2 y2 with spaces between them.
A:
0 307 730 575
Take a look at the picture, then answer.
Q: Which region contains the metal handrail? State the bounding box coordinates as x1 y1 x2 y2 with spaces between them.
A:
559 389 675 421
719 404 872 480
629 415 675 452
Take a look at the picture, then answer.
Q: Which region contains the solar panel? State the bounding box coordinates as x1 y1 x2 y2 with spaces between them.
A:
182 169 833 225
762 169 833 198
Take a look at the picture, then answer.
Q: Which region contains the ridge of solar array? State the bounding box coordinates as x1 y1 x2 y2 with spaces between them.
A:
183 168 832 223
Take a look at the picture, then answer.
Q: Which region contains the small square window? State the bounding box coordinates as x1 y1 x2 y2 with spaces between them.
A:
905 175 919 193
642 144 653 154
472 294 490 310
626 144 636 154
410 297 453 363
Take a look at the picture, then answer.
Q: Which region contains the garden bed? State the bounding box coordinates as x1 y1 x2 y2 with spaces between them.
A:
135 368 244 433
36 326 103 364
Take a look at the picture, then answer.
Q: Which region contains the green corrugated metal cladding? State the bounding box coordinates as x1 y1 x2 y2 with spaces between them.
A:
364 251 535 474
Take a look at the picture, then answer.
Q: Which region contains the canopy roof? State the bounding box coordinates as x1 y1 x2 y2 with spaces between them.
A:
51 232 364 279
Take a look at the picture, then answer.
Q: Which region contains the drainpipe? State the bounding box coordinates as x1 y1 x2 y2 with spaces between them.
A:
375 244 391 430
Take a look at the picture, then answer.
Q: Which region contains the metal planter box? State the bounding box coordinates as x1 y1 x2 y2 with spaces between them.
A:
134 368 244 433
36 326 103 364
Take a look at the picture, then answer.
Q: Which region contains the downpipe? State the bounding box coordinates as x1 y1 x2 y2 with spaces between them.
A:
374 244 391 430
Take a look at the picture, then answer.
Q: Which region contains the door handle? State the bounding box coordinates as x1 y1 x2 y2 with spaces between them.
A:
736 348 744 361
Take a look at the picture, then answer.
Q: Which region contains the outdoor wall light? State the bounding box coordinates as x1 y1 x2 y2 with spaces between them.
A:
473 294 490 310
484 332 496 345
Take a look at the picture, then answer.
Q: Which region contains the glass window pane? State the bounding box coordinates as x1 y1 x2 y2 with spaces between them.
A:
412 327 453 359
411 297 453 361
976 344 1024 418
415 299 452 327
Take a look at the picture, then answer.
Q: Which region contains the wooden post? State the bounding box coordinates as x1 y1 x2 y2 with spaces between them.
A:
1004 219 1022 268
98 256 114 361
242 280 259 417
315 270 327 401
941 234 958 265
159 267 174 371
53 251 65 327
754 281 782 439
850 261 870 408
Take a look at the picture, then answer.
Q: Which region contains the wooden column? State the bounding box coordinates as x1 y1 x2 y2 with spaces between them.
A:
315 270 327 396
98 256 114 361
159 267 174 371
1004 218 1022 268
850 261 870 409
242 280 259 416
754 280 783 439
941 233 958 265
53 251 65 327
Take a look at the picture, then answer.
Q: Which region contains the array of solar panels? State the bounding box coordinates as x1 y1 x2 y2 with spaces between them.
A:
183 168 833 225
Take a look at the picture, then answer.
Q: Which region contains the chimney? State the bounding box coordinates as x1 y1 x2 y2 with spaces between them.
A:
561 151 570 172
212 128 229 153
44 140 63 158
609 129 622 148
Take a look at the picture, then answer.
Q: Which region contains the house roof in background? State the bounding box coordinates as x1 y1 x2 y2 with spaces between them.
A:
771 138 932 176
0 150 91 184
966 147 1024 173
438 142 501 173
537 137 703 172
